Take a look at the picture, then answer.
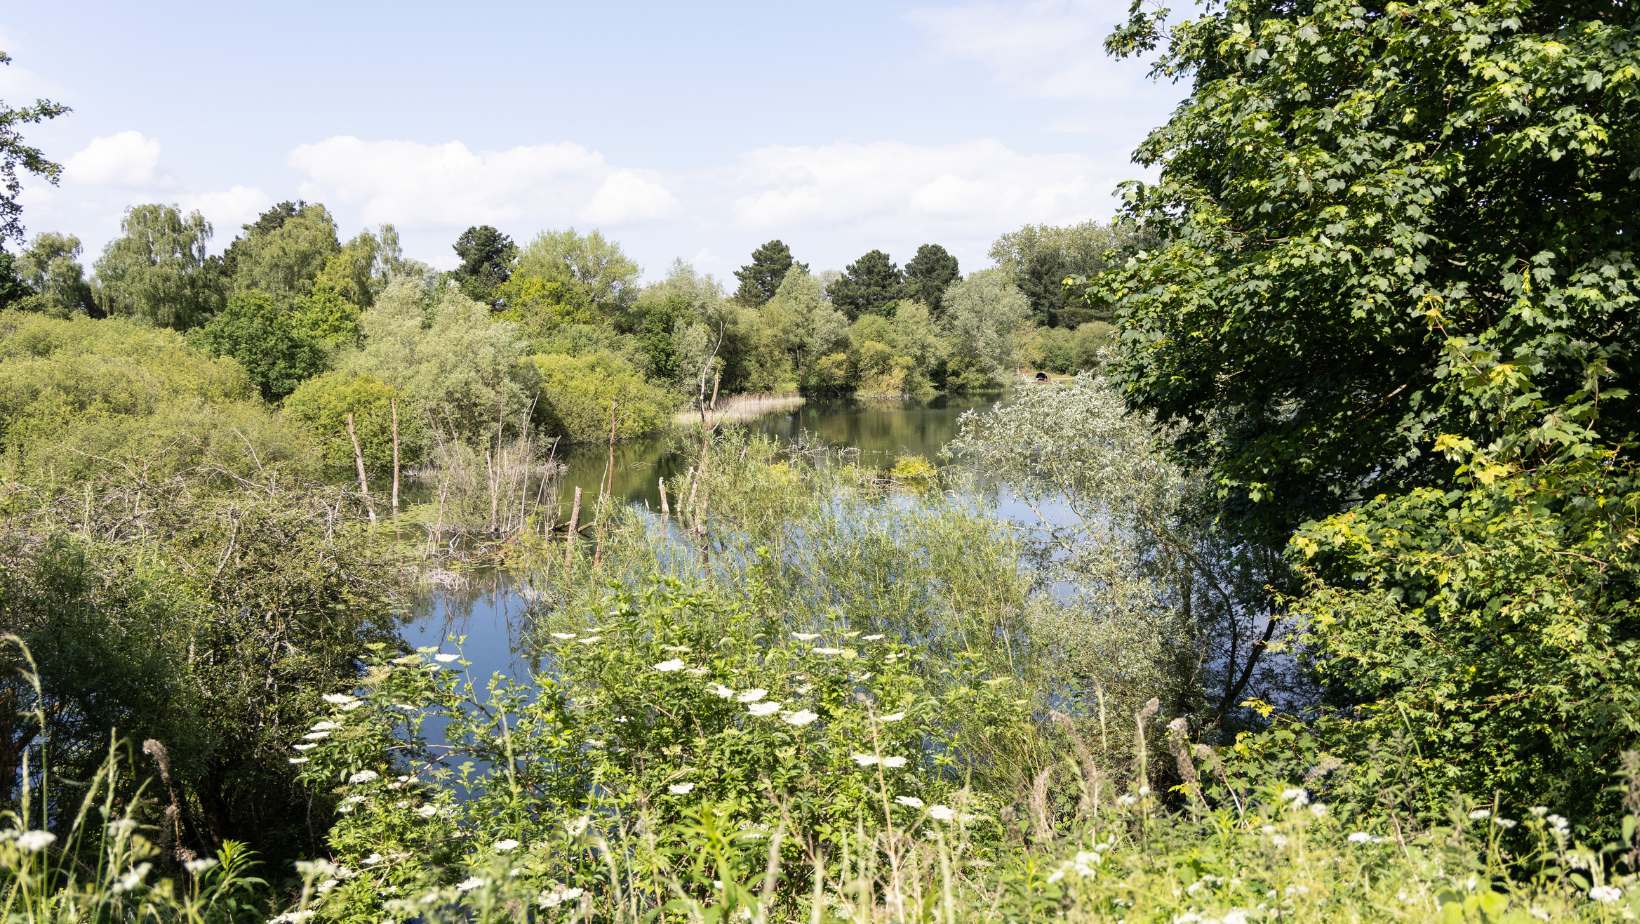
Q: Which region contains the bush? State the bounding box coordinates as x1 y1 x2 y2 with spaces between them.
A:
529 351 673 443
284 371 425 479
194 289 329 400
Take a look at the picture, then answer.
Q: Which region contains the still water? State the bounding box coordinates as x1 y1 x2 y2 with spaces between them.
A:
402 395 1002 678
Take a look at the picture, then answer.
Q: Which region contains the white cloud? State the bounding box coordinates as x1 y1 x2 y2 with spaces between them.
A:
64 131 162 186
907 0 1141 101
287 136 650 230
579 169 679 226
179 185 272 234
730 139 1117 234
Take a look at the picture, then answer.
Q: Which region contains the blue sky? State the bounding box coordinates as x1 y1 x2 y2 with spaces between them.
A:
1 1 1182 280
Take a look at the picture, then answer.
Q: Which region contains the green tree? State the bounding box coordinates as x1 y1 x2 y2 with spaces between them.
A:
0 50 69 248
762 269 847 394
93 204 224 330
826 249 904 320
903 244 959 314
313 229 385 308
528 351 674 443
0 252 26 307
227 201 341 299
451 224 517 306
1098 0 1640 544
505 228 640 321
194 289 329 400
284 370 423 477
14 232 94 316
991 222 1138 327
733 239 807 306
940 270 1029 392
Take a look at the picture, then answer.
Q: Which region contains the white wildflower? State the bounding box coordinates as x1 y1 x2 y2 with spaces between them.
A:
653 659 686 672
710 684 735 699
783 709 819 726
456 876 486 893
1468 808 1492 821
879 711 906 723
493 838 520 852
895 795 924 809
416 804 439 818
1309 802 1328 817
792 632 820 641
1221 911 1250 924
539 885 585 908
862 634 885 641
879 755 908 769
113 862 152 893
288 757 309 765
1494 817 1517 830
348 770 380 784
736 688 768 703
321 693 357 706
107 818 139 836
577 635 602 645
1529 806 1549 818
311 721 341 731
812 647 845 656
668 782 696 795
1589 885 1622 903
929 805 957 823
550 632 577 640
852 753 879 767
566 816 592 837
185 858 218 874
1281 787 1308 806
685 667 709 676
292 743 318 752
1347 831 1377 844
270 912 315 924
747 701 782 717
433 653 459 664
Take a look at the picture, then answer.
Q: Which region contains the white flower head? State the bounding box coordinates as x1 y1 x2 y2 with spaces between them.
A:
929 805 957 822
493 838 520 852
288 757 310 765
895 795 925 809
852 753 879 767
566 816 592 837
311 721 341 732
1281 787 1308 807
792 632 820 641
710 683 735 699
782 709 819 727
293 743 318 752
668 782 695 795
862 634 885 641
302 731 330 741
736 688 768 703
456 876 486 893
113 862 152 893
539 885 586 908
434 653 460 664
879 711 906 723
1589 885 1623 903
16 829 56 853
348 770 380 785
416 804 439 818
1347 831 1374 844
653 659 686 673
747 700 782 717
321 693 357 706
550 632 577 640
879 755 908 769
185 857 219 875
1468 808 1492 821
812 647 845 656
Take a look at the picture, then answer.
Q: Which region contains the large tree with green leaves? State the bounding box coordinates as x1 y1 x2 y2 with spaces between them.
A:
0 51 69 250
93 204 225 330
940 269 1030 392
903 244 960 314
826 249 904 320
733 239 807 306
1098 0 1640 543
451 225 516 306
226 201 341 299
992 221 1138 327
194 289 329 400
14 232 94 316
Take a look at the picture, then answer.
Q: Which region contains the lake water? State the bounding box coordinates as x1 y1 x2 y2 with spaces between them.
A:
402 395 1007 678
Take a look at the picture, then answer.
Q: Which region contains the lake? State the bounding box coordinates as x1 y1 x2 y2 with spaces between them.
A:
402 394 1006 678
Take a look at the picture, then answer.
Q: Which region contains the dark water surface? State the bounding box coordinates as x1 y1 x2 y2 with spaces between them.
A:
402 395 1005 675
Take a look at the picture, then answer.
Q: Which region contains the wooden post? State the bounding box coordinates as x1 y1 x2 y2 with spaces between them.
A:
710 371 722 411
345 413 376 524
658 477 670 521
390 398 401 518
563 486 581 571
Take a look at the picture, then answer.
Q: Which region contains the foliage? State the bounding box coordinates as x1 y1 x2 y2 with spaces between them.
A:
12 232 94 317
1027 321 1114 375
92 205 225 330
343 281 535 446
284 371 423 478
505 229 640 322
0 51 69 248
313 229 387 309
1294 438 1640 833
733 238 807 307
903 243 960 315
762 269 848 395
827 249 904 320
625 261 729 388
1096 0 1640 541
194 290 329 400
227 202 340 300
991 221 1140 327
529 351 674 443
940 269 1029 392
451 224 516 306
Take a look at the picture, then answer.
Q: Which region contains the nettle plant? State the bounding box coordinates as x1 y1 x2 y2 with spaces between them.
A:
293 578 1034 920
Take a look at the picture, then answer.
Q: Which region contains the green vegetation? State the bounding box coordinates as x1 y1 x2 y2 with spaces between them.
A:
3 1 1640 917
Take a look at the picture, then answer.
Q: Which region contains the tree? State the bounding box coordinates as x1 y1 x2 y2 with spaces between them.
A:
93 204 224 329
0 252 26 307
1098 0 1640 545
0 51 69 249
733 239 807 306
451 225 517 306
762 269 847 393
194 289 329 400
227 201 341 299
284 371 424 477
903 244 960 314
504 228 639 320
940 270 1029 392
14 232 95 316
991 222 1137 327
826 249 904 320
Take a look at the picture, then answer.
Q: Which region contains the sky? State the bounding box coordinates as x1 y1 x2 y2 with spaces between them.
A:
0 1 1183 282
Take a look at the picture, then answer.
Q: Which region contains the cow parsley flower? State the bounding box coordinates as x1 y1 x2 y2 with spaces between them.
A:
668 782 695 795
539 885 585 908
493 839 520 852
747 701 782 717
879 711 906 723
321 693 357 706
710 683 735 698
550 632 577 640
566 816 592 837
113 862 152 893
852 753 879 767
1589 885 1622 903
792 632 820 641
783 709 819 726
879 755 908 769
895 795 924 809
16 830 56 852
1468 809 1492 821
348 770 380 784
929 805 956 822
1281 787 1308 807
653 659 686 672
736 688 768 703
812 647 845 656
456 876 486 893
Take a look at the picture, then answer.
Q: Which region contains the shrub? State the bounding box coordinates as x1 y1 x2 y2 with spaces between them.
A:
194 289 329 400
284 371 425 479
529 351 673 443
